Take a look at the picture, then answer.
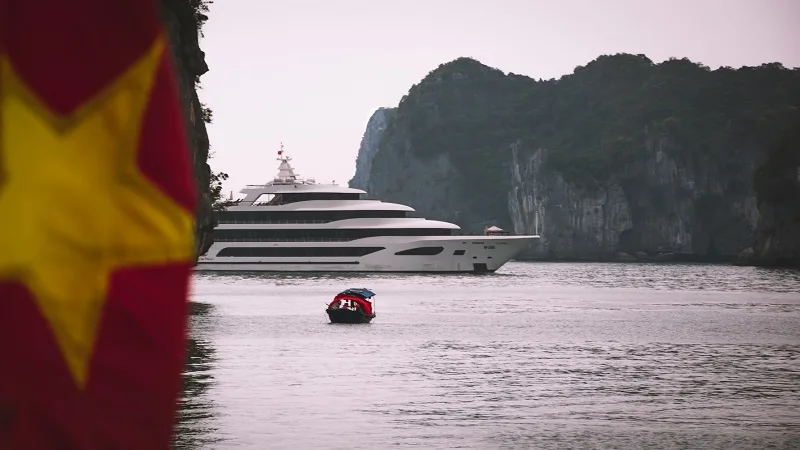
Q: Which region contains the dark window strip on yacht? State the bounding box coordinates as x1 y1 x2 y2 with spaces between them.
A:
197 261 360 265
217 209 406 224
394 246 445 256
217 246 385 257
251 192 362 206
212 228 453 242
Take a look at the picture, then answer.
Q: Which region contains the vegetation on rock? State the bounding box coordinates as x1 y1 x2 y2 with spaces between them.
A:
366 54 800 263
209 170 229 211
189 0 212 36
376 54 799 193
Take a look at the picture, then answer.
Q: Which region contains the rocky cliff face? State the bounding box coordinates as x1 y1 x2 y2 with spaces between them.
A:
353 58 524 230
354 55 800 265
349 107 396 190
160 0 214 260
749 112 800 266
508 136 761 261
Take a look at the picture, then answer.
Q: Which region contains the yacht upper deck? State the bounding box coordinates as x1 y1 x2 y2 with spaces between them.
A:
237 148 367 203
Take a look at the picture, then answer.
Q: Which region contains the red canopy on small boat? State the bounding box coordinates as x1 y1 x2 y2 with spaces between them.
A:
328 294 372 315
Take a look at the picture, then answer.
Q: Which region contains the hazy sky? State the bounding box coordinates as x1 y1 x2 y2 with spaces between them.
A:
199 0 799 197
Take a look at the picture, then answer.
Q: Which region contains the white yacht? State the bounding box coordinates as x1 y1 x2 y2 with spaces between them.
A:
196 150 540 273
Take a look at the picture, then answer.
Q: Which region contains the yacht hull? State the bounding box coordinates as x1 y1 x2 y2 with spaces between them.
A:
194 235 536 273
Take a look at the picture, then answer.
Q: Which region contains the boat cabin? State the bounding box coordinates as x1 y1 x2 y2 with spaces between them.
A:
327 288 375 316
484 225 510 236
326 288 376 323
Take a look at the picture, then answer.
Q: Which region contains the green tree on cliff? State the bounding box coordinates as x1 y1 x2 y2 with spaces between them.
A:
209 171 229 211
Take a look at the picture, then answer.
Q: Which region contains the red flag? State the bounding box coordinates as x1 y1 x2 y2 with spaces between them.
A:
0 0 197 448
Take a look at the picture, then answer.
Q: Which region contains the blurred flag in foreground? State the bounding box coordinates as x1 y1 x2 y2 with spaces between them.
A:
0 0 197 448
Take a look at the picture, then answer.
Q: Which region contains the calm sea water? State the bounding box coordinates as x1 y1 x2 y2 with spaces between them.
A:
175 262 800 450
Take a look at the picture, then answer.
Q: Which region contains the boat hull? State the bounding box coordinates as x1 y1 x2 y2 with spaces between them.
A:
195 235 537 273
326 309 375 324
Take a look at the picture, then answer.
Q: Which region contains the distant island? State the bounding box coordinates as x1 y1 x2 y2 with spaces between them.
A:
349 54 800 267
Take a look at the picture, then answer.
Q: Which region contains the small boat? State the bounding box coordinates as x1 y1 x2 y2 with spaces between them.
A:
326 288 377 324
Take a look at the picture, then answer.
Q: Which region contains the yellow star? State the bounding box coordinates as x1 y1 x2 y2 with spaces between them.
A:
0 36 195 388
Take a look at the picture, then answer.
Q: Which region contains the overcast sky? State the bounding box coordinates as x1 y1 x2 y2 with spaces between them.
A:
198 0 799 197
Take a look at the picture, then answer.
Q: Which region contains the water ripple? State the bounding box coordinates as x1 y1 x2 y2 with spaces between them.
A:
179 262 800 449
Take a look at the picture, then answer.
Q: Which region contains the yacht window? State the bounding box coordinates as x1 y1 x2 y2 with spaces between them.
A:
253 194 275 204
217 210 407 224
247 192 362 206
453 250 465 255
213 228 453 242
217 247 385 257
394 247 445 256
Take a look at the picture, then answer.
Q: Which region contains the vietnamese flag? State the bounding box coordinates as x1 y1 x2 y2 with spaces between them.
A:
0 0 197 448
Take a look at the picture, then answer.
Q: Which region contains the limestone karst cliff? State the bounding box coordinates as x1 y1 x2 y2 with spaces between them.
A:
350 55 800 265
160 0 214 259
349 107 396 191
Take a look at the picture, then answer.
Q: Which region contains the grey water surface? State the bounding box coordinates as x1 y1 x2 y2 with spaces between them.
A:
175 262 800 450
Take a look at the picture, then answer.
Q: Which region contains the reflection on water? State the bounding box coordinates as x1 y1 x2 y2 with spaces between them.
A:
173 302 220 450
192 262 800 294
384 341 800 448
503 263 800 293
177 262 800 449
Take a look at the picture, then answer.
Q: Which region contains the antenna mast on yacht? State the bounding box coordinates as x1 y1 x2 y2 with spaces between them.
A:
277 141 290 162
273 142 300 184
270 142 315 185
